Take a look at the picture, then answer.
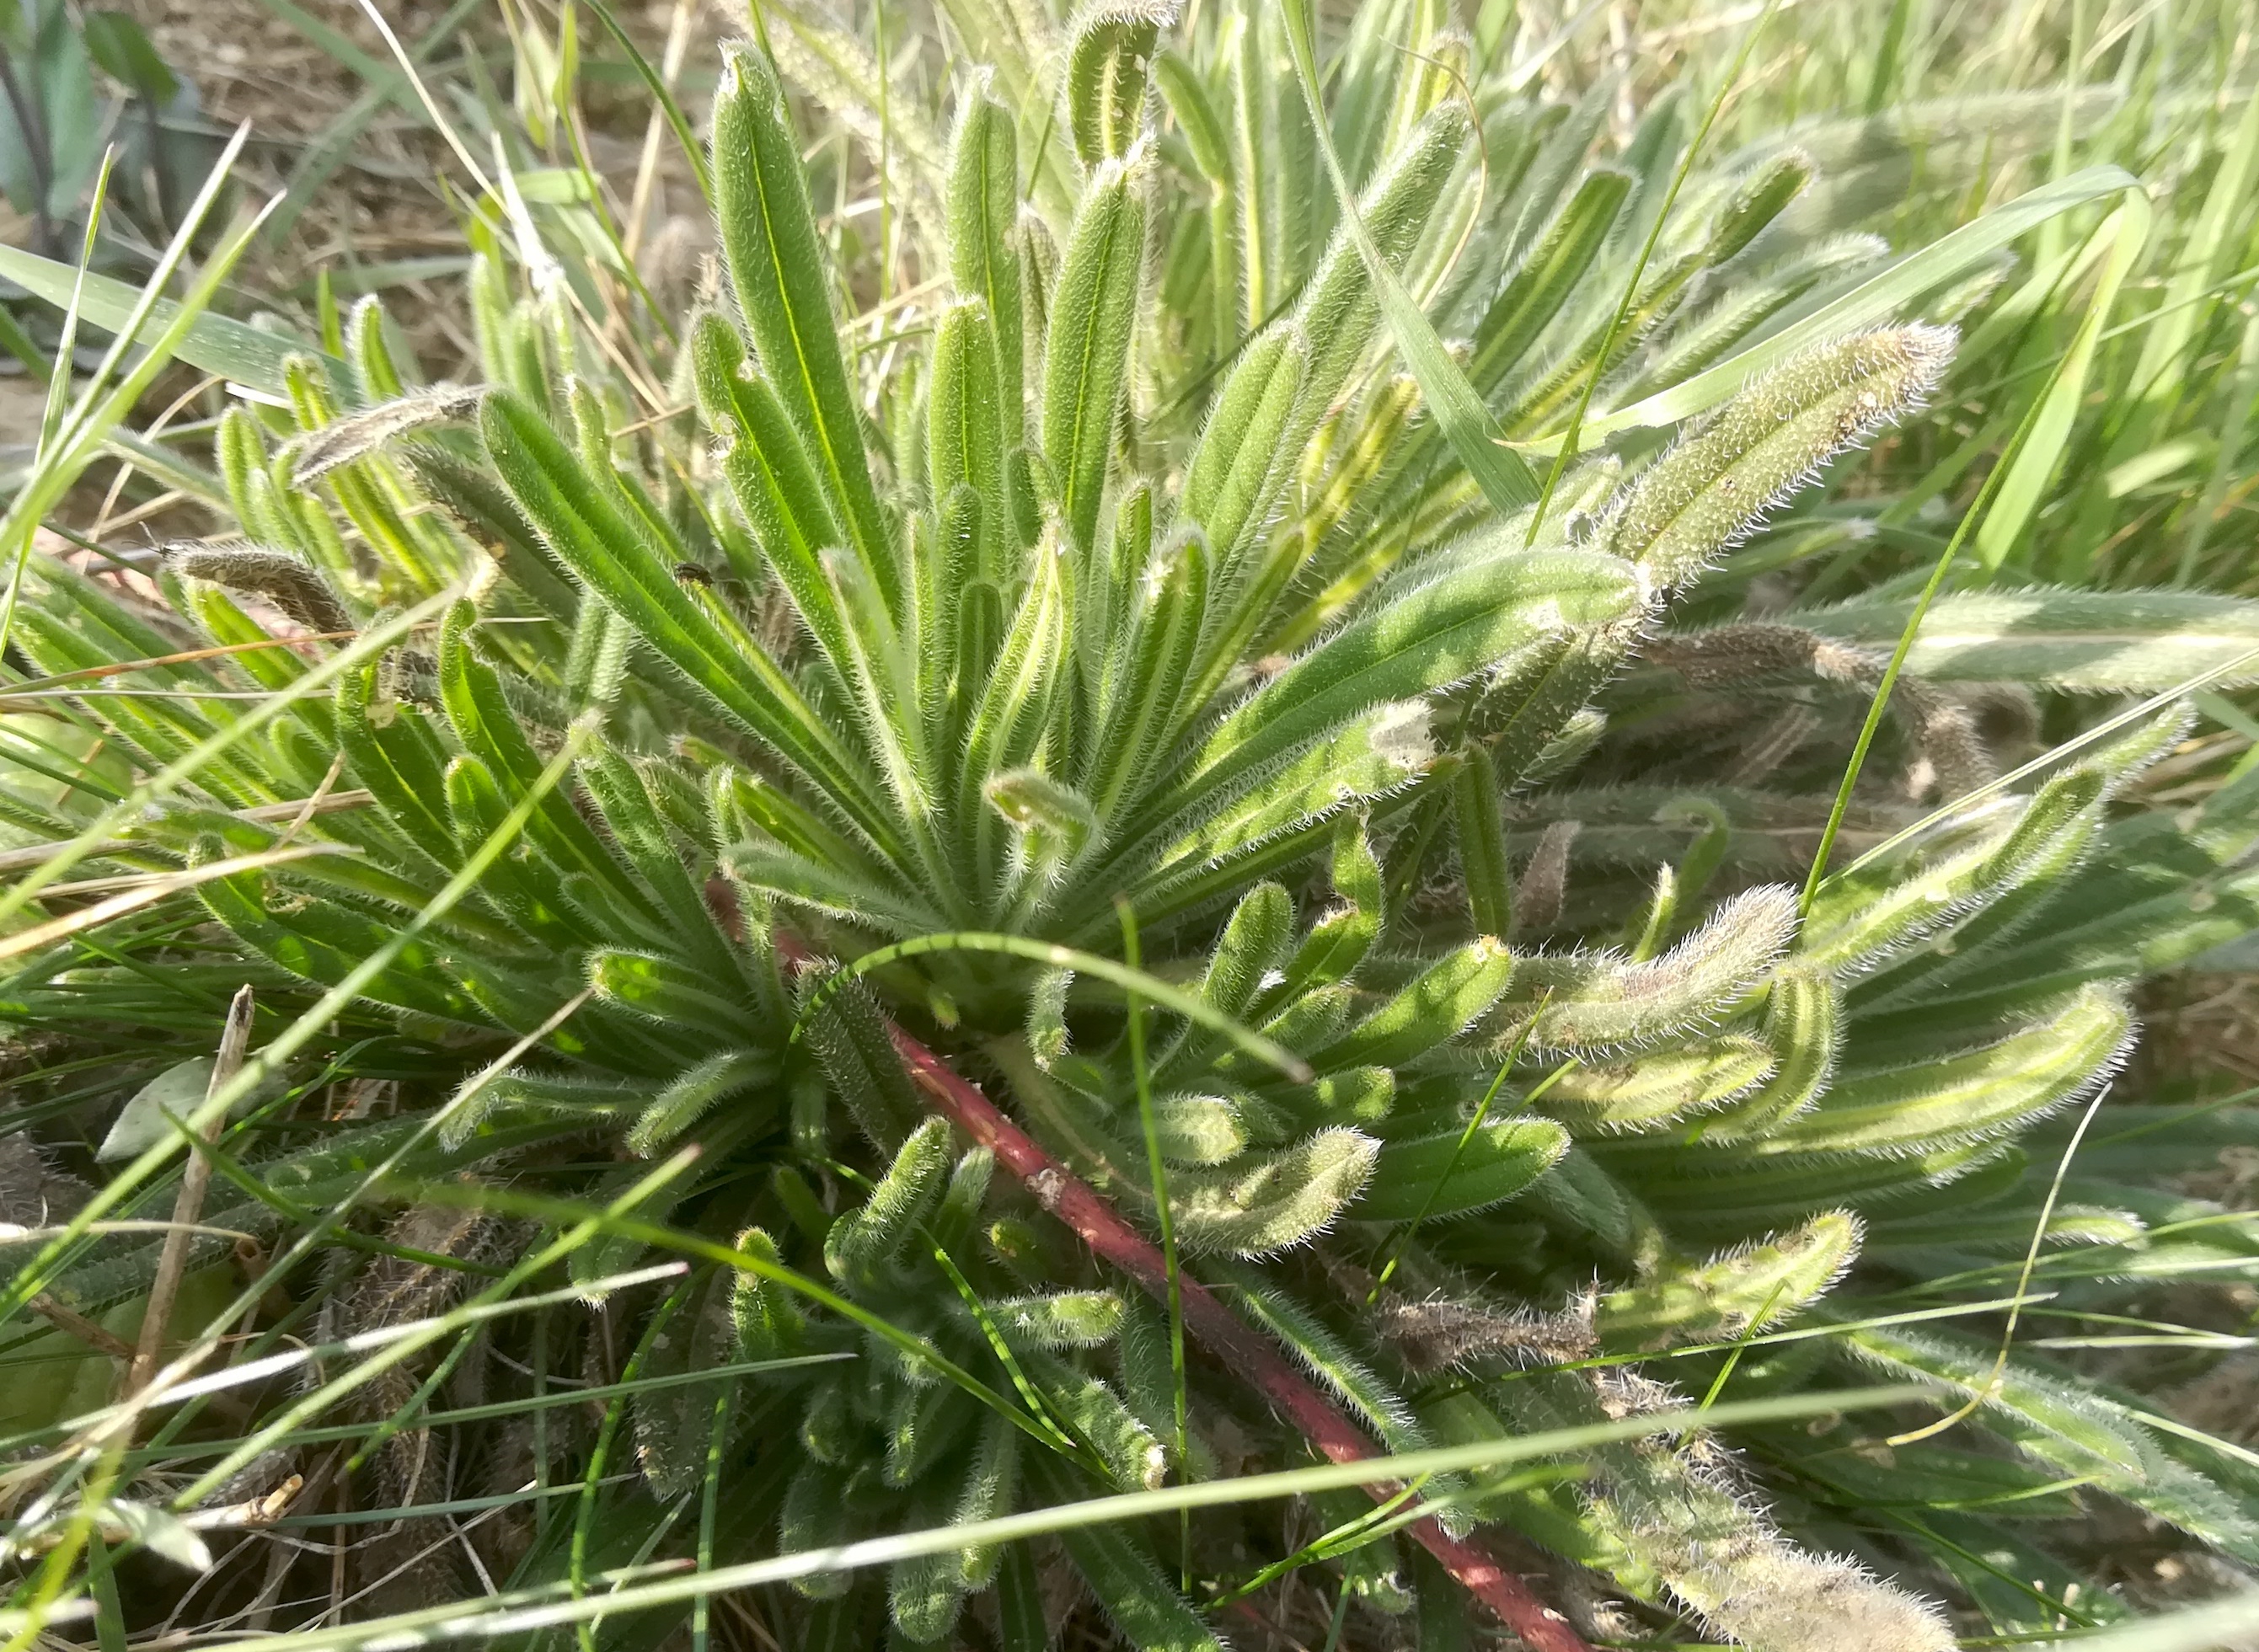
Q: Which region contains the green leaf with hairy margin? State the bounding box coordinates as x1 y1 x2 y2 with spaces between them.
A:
1043 154 1148 557
1598 1211 1859 1350
1544 1035 1776 1134
1180 324 1307 564
1515 886 1798 1053
713 44 892 595
1159 548 1643 825
1086 530 1209 820
479 389 895 853
1833 1318 2149 1478
1313 939 1517 1073
947 92 1024 445
1357 1115 1568 1222
1801 767 2105 976
1760 985 2131 1157
929 301 1011 579
1698 970 1840 1141
1066 3 1167 166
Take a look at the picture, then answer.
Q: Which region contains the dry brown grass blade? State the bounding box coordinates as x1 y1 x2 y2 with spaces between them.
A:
0 799 372 877
126 984 256 1398
0 843 351 961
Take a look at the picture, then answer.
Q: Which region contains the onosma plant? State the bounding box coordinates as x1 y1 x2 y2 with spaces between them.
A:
5 3 2259 1649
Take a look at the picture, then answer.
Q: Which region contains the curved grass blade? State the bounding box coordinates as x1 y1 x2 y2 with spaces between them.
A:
160 1386 1926 1652
1277 0 1538 516
1521 164 2144 456
790 930 1314 1083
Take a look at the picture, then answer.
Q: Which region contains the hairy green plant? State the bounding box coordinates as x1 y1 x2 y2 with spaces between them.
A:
5 5 2259 1651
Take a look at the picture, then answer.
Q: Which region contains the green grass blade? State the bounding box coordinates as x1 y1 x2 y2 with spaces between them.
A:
163 1386 1928 1652
0 249 354 403
1975 197 2150 570
1525 165 2144 455
1277 0 1539 515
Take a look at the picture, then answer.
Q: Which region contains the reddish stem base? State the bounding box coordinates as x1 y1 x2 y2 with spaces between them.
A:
883 1026 1591 1652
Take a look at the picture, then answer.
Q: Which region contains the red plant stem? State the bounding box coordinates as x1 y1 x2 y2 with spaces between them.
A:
883 1024 1592 1652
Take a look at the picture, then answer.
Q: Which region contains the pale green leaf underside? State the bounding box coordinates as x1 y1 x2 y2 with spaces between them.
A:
1793 586 2259 689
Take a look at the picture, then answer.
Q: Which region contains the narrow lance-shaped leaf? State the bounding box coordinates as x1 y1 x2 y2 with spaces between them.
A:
1515 885 1800 1053
1158 548 1644 831
1179 324 1307 569
1141 699 1435 886
1196 882 1293 1028
690 312 851 671
1759 985 2133 1157
1310 939 1516 1073
1800 766 2104 976
1698 970 1839 1141
1598 1211 1859 1350
478 390 897 855
1079 524 1211 826
1357 1116 1569 1222
1284 812 1386 993
713 45 894 606
435 601 662 926
948 92 1025 448
928 300 1009 584
1181 99 1478 621
1468 167 1632 394
961 534 1068 895
1604 326 1955 587
1042 152 1148 559
1454 745 1514 940
825 1117 956 1287
1030 1458 1227 1650
1543 1035 1776 1133
1066 3 1170 166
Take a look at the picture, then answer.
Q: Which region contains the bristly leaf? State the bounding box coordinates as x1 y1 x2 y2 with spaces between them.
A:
714 45 894 601
1516 886 1800 1053
1755 984 2133 1157
1311 939 1516 1072
1705 150 1813 264
1154 548 1645 824
1795 585 2259 692
1042 151 1148 558
1357 1116 1568 1222
1066 3 1173 167
1598 1211 1860 1350
479 389 897 853
929 301 1011 582
948 91 1025 449
1604 326 1954 585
